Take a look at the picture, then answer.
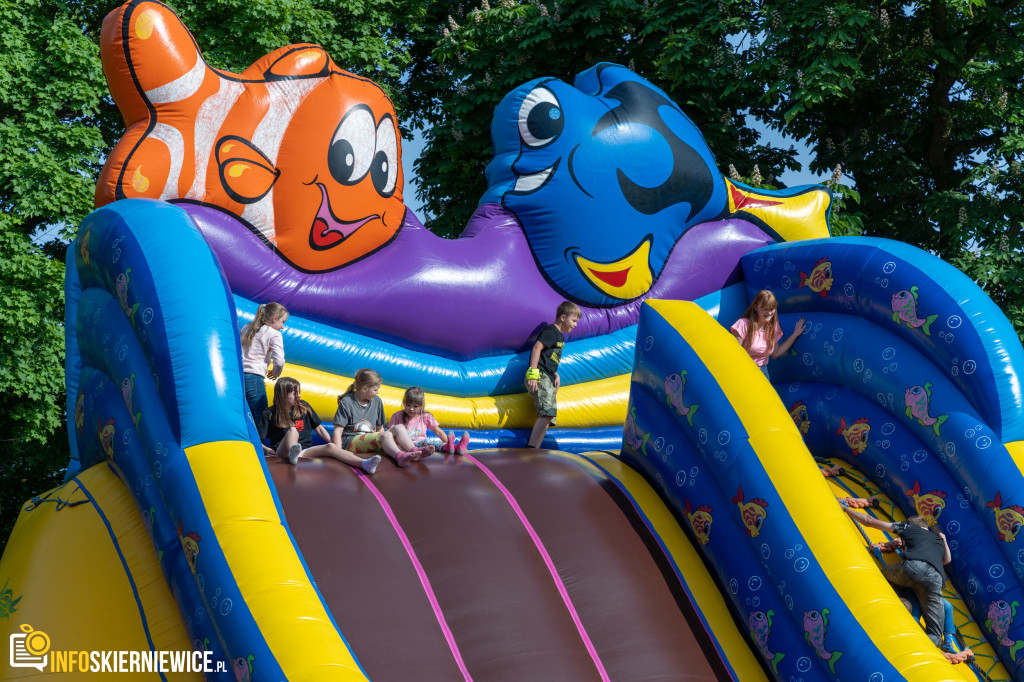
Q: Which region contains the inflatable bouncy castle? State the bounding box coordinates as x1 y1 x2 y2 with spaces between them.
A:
2 1 1023 680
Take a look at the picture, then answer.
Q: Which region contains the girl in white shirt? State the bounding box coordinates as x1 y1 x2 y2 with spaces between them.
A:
240 302 288 420
730 290 806 380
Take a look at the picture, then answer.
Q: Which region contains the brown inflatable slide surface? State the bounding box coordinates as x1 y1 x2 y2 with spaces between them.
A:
269 449 732 681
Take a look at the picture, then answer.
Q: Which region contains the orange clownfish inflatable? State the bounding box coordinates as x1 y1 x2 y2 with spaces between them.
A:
96 0 406 272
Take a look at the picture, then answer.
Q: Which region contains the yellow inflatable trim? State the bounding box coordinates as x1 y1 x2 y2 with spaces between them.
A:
562 451 768 682
0 465 200 680
186 440 366 681
277 364 629 430
647 300 974 681
1007 441 1024 472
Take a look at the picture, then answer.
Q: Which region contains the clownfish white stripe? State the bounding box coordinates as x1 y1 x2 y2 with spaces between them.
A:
187 79 246 200
241 78 324 240
149 122 185 199
145 56 206 104
253 79 324 166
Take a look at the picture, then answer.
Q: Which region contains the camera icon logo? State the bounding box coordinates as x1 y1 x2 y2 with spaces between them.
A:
10 624 49 671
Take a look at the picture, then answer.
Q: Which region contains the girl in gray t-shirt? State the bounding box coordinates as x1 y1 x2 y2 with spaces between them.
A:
331 368 434 467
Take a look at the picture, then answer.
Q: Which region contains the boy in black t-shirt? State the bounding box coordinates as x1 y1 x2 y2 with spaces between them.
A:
525 301 582 448
842 505 951 647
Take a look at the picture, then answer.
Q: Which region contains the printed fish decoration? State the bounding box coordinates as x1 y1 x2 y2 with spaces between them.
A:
891 286 938 335
803 608 843 674
789 401 810 435
836 416 870 456
905 480 947 526
799 257 833 298
121 373 143 432
116 268 139 327
987 492 1024 543
986 599 1024 661
75 393 85 432
749 610 785 674
904 383 949 436
665 371 700 427
0 578 22 620
98 417 116 459
233 654 256 682
98 0 406 273
623 405 651 457
732 485 769 538
684 498 714 546
178 518 202 574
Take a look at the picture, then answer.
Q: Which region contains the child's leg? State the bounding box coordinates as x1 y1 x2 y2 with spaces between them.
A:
942 598 956 645
275 427 299 461
388 424 417 451
527 373 557 448
912 581 946 647
527 417 553 448
303 443 367 467
330 424 344 448
380 431 416 467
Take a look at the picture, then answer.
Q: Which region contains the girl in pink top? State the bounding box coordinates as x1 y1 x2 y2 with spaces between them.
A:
240 302 288 420
730 290 806 379
389 387 470 459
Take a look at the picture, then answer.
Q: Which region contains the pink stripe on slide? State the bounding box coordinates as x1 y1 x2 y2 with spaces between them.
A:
355 471 473 681
464 454 611 682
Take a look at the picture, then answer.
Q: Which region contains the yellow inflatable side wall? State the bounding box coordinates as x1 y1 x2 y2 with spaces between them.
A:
0 465 200 680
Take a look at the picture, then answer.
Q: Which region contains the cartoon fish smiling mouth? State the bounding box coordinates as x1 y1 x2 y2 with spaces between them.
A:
308 182 380 250
571 237 653 299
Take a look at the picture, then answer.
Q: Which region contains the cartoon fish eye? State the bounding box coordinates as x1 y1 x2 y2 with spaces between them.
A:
997 600 1009 608
1013 522 1021 536
825 266 833 278
808 611 820 621
753 612 765 622
897 291 909 299
328 105 379 187
518 86 563 148
911 386 922 395
372 115 399 197
754 516 763 529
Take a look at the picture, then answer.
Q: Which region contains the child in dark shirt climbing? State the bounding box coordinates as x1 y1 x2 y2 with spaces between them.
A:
842 505 951 647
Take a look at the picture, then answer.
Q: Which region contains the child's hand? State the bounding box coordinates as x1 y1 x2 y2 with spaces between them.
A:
554 373 560 389
794 318 808 336
527 379 538 393
266 370 277 380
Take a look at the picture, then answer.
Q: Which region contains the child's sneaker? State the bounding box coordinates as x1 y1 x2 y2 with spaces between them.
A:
361 454 381 475
396 451 415 468
287 443 302 465
456 432 470 455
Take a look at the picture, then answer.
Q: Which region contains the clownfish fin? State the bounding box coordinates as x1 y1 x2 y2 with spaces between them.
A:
215 136 280 204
